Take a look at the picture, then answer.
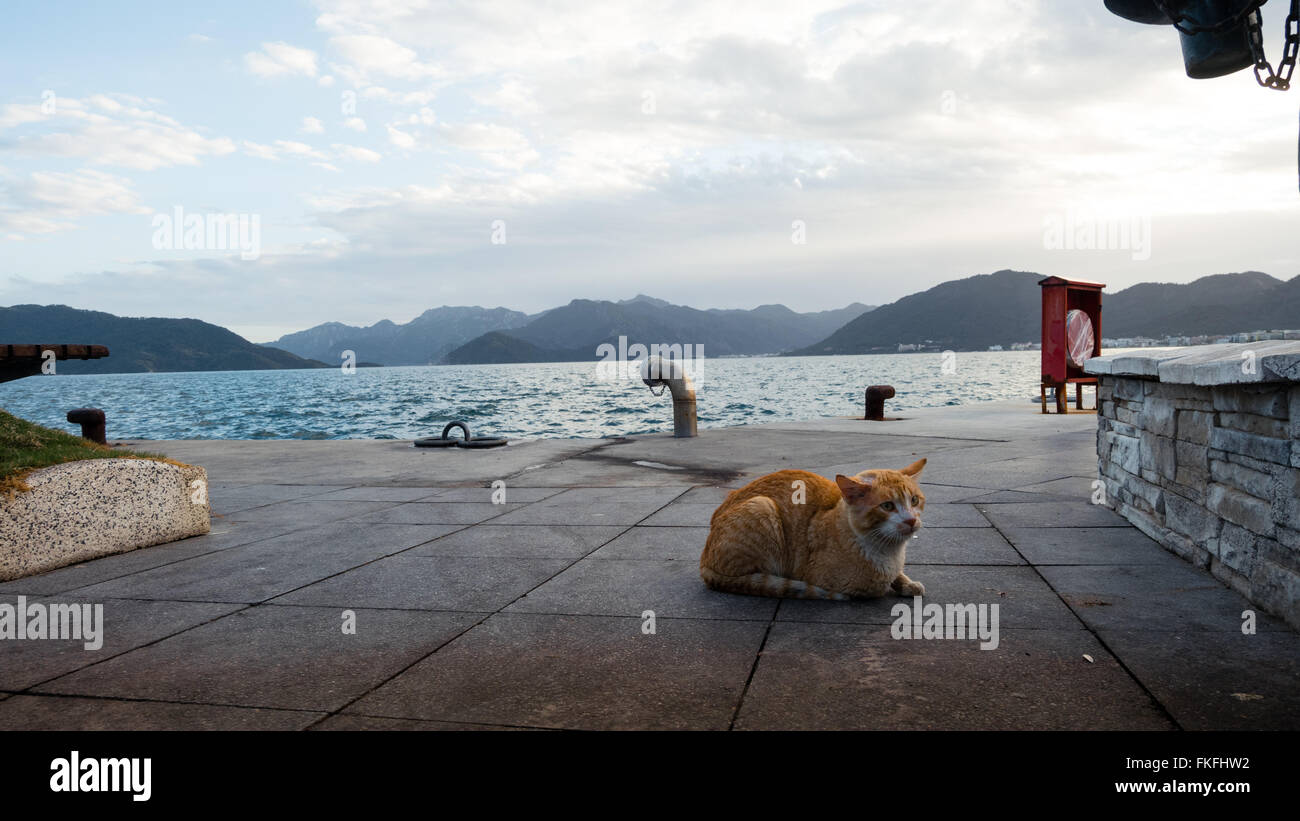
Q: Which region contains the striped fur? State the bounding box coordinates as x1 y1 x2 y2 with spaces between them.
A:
700 462 926 600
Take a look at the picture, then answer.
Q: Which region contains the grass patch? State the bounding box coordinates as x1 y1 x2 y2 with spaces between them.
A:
0 409 175 497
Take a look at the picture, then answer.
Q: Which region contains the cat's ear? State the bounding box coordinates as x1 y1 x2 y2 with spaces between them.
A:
835 474 871 499
899 458 927 477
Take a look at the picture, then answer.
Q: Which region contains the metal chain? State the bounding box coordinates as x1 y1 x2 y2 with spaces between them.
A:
1153 0 1268 34
1247 0 1300 89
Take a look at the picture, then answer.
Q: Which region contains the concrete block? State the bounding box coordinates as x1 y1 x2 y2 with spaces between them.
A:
0 459 210 581
1207 483 1275 537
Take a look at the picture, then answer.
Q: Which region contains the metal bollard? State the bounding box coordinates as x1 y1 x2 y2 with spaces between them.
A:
864 385 895 421
67 408 107 445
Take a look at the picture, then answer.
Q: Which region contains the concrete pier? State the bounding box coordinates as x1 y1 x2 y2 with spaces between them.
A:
0 401 1296 730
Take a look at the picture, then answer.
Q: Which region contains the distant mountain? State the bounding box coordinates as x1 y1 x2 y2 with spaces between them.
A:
443 296 876 364
0 305 327 374
789 270 1044 355
264 305 531 366
1103 272 1300 338
789 270 1300 355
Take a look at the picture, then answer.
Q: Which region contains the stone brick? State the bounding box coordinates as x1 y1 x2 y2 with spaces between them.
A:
1271 467 1300 531
1251 559 1300 629
1140 431 1176 480
1114 377 1145 402
1209 458 1275 500
1217 412 1288 439
1097 383 1113 402
1142 397 1178 437
1176 410 1214 445
1210 523 1259 576
1119 473 1163 513
1289 385 1300 439
1209 427 1290 465
1211 384 1290 418
1105 432 1141 476
1207 483 1275 537
1165 492 1221 544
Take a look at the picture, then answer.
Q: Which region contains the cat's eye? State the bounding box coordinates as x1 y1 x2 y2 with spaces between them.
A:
881 501 895 511
911 496 919 506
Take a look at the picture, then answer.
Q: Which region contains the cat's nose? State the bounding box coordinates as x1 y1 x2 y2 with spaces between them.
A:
902 517 919 530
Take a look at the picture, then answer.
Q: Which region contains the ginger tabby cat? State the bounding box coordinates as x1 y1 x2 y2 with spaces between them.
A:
700 459 927 600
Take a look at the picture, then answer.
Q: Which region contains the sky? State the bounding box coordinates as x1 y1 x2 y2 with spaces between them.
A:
1 0 1298 342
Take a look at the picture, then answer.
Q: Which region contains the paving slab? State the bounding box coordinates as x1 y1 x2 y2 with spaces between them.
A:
504 557 777 621
345 502 524 525
1004 526 1190 565
589 527 709 561
36 605 479 712
209 483 344 515
423 486 566 503
906 528 1025 565
225 499 401 526
733 622 1174 730
0 596 243 691
1039 564 1291 632
69 523 460 603
776 565 1082 629
675 487 736 505
269 555 571 611
309 714 546 731
1012 476 1098 499
639 503 718 527
919 503 990 527
1092 629 1300 730
978 501 1129 529
345 613 767 730
307 486 444 503
405 525 625 559
0 695 322 730
488 486 689 526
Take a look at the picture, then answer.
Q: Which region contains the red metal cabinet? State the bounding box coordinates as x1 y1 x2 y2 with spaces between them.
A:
1039 276 1104 413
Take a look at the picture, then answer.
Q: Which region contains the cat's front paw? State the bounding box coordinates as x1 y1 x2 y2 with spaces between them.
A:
897 580 925 597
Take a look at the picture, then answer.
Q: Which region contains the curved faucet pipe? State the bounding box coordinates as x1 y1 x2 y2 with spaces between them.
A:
641 355 698 438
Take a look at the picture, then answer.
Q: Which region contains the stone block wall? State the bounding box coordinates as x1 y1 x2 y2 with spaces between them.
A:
1096 376 1300 628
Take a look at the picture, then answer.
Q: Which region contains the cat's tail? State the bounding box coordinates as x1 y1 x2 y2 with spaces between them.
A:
700 567 848 601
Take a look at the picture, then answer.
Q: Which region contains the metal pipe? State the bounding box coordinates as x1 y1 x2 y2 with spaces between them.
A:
641 355 697 438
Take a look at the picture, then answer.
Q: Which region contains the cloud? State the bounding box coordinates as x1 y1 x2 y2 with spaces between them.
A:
343 117 367 132
244 41 319 78
301 116 325 134
2 95 236 170
386 125 416 148
0 168 149 237
332 144 382 163
328 34 440 81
